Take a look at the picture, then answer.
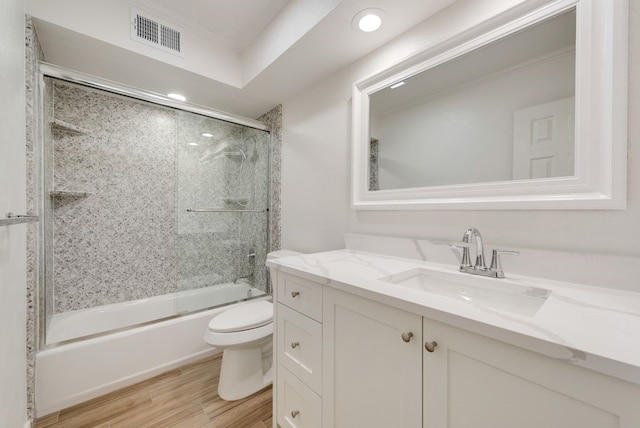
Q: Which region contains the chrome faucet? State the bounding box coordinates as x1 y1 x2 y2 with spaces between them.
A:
461 227 486 270
453 228 518 278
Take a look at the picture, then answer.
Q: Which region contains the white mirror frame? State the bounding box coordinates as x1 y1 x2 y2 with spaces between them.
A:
352 0 627 210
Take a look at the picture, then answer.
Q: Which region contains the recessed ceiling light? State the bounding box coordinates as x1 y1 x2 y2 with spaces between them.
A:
359 14 381 32
167 93 186 102
390 81 405 89
353 9 385 33
201 132 213 138
188 142 198 146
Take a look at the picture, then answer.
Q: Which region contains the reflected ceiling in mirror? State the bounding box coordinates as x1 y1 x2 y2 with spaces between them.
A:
368 9 576 191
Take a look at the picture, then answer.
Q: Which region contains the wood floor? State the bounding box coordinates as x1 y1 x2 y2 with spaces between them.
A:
34 354 273 428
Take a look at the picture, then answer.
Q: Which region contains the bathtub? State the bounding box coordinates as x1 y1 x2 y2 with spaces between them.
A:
46 281 263 344
36 282 268 417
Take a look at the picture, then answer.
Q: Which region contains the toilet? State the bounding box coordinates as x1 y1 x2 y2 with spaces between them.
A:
204 250 301 400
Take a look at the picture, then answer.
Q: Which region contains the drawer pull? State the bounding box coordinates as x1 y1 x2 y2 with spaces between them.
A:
291 341 300 349
424 341 438 352
291 291 300 298
291 409 300 418
401 332 414 343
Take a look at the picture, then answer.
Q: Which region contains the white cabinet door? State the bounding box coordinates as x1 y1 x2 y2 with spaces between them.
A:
423 318 640 428
323 287 422 428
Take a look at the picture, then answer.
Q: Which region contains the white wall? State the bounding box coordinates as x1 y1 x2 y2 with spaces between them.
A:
281 0 640 273
0 0 29 426
281 84 351 253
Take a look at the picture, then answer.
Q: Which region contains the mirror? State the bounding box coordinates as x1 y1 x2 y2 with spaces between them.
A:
370 10 575 190
352 0 627 210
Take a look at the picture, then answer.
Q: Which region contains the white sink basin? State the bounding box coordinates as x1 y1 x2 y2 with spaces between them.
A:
382 268 550 316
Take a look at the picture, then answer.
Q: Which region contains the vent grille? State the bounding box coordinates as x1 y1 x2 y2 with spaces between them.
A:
131 10 182 55
136 15 159 44
160 25 181 52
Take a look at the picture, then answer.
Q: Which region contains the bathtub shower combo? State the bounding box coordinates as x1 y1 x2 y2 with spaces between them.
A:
34 65 273 415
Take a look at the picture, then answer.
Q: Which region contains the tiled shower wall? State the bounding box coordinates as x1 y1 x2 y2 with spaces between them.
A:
47 80 271 313
258 104 282 256
50 81 178 312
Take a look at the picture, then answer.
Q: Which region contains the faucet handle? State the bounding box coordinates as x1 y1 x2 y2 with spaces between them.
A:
489 249 519 278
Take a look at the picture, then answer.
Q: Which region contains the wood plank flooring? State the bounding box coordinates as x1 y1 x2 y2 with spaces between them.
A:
34 354 273 428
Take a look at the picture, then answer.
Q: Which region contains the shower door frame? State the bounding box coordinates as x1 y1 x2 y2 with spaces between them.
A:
36 62 272 350
39 63 269 131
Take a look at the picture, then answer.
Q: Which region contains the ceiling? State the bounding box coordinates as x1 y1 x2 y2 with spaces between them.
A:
28 0 457 118
133 0 291 51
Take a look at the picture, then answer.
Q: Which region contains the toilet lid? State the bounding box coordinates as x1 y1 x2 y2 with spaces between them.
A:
208 300 273 333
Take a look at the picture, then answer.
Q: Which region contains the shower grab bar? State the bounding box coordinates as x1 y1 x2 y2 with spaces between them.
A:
186 209 267 213
1 212 40 226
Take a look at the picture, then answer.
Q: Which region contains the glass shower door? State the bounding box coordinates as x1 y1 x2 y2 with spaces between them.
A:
175 111 270 314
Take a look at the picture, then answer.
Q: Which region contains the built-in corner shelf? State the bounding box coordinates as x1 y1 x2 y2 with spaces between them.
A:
49 190 92 198
50 118 90 135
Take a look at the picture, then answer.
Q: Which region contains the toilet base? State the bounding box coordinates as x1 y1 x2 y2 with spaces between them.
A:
217 348 273 401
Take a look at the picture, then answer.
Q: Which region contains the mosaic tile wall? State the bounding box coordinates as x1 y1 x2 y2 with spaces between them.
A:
47 81 275 313
369 138 379 191
50 81 178 312
43 83 54 328
257 105 282 255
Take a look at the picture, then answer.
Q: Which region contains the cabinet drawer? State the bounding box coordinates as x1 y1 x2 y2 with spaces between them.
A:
277 365 322 428
277 274 322 321
277 304 322 394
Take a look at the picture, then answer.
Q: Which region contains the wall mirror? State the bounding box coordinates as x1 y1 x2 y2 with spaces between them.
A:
352 0 627 210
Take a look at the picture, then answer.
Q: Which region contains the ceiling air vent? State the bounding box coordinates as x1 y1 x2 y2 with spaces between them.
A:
131 10 183 56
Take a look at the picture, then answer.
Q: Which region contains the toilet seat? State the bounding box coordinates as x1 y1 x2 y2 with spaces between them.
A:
204 300 274 349
207 300 273 333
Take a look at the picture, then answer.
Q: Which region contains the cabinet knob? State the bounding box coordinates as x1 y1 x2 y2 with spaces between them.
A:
401 332 414 343
424 341 438 352
291 409 300 418
291 291 300 298
291 341 300 349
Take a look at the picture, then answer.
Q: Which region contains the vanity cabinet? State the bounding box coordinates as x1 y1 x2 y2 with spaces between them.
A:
276 272 640 428
275 273 324 428
423 318 640 428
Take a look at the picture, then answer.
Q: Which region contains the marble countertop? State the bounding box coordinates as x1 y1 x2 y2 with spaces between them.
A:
267 249 640 386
